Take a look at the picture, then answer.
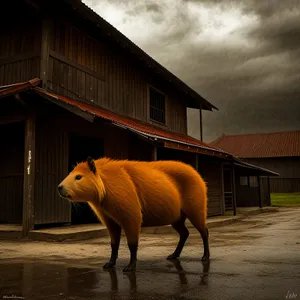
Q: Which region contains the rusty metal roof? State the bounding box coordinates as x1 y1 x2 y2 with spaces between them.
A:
0 78 41 99
33 87 226 158
0 79 279 176
210 132 300 158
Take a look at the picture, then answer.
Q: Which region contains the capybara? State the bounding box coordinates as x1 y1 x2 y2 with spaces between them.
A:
57 157 210 272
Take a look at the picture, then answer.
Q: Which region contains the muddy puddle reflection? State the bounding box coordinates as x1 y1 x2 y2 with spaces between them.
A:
0 259 210 299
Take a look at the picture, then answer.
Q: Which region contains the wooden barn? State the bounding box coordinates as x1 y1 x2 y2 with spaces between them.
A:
210 132 300 194
0 0 278 236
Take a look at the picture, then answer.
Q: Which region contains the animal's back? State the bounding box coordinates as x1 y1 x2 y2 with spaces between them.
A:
96 158 207 227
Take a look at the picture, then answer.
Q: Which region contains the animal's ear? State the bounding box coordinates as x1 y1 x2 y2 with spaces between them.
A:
87 156 96 174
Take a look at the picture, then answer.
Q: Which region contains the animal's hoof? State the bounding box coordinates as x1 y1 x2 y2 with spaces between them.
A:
123 263 136 272
201 255 210 262
167 253 179 260
103 261 115 269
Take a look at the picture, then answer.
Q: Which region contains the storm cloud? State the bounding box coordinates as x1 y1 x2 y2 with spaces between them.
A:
84 0 300 142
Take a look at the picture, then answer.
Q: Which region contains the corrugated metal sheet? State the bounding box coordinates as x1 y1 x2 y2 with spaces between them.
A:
210 132 300 158
33 87 227 157
0 80 280 177
0 78 40 98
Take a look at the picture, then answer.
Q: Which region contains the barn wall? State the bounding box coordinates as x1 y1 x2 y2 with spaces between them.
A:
0 121 25 223
46 16 187 135
33 104 129 225
197 156 223 216
245 157 300 178
245 157 300 193
0 3 41 86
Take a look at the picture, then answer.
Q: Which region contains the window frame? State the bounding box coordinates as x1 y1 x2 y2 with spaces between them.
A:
147 85 167 125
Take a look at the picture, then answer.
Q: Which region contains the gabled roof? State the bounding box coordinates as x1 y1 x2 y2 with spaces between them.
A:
210 131 300 158
0 79 279 176
23 0 217 111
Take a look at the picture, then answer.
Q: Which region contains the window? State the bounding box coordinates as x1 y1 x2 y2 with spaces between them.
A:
149 86 166 124
240 176 248 186
249 176 258 187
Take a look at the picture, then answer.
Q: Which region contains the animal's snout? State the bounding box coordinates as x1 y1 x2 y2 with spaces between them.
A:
57 184 70 199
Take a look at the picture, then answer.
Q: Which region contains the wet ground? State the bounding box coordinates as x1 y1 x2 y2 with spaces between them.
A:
0 207 300 300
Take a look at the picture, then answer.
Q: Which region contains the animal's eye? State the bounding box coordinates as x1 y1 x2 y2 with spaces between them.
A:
75 175 82 180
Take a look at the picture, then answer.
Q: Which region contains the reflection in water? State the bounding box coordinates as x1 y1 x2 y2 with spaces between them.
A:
0 259 210 299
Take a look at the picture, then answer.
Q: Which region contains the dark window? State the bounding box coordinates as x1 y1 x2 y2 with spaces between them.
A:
249 176 258 187
149 87 166 124
240 176 248 186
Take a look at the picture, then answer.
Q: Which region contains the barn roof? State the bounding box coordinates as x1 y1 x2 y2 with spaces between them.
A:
210 131 300 158
0 79 280 176
22 0 217 111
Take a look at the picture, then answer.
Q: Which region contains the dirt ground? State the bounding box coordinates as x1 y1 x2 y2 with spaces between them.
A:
0 207 300 300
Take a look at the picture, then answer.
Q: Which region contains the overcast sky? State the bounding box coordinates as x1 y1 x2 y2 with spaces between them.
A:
83 0 300 142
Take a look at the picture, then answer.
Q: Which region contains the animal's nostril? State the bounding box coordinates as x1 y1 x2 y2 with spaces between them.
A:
58 185 63 191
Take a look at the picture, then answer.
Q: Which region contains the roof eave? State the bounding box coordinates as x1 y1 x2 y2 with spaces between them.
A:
64 0 218 112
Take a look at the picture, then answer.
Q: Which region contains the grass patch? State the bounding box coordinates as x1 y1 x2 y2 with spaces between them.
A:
271 193 300 207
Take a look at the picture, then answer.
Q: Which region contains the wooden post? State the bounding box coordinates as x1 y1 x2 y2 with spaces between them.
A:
231 160 237 216
220 162 225 215
152 146 157 161
22 115 36 236
267 176 271 206
257 176 262 208
199 105 203 141
40 18 51 90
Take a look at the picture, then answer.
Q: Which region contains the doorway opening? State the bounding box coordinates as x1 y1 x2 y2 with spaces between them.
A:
68 134 104 225
0 121 25 224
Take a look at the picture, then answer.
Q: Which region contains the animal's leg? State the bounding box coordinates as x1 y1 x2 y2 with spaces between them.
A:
122 220 141 272
185 210 210 261
103 217 122 269
167 213 189 260
200 226 210 261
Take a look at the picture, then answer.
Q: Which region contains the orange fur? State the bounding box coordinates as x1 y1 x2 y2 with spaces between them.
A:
58 157 210 271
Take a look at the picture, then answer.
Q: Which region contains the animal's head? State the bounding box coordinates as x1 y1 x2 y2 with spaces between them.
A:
57 156 105 203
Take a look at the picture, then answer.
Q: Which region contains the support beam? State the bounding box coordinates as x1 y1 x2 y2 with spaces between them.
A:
22 115 36 236
267 176 271 206
231 160 237 216
257 176 262 208
152 146 157 161
199 105 203 141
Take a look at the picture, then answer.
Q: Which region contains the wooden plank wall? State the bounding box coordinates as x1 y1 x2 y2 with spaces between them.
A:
34 112 70 225
197 157 223 216
0 121 25 223
0 4 41 86
260 177 271 206
46 17 187 134
33 104 129 225
269 178 300 193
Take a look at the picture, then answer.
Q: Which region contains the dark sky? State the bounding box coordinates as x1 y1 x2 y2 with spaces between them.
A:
84 0 300 142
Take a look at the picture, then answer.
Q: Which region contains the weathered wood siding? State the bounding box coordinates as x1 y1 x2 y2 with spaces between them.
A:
0 3 41 86
34 111 70 225
0 121 25 223
197 157 223 216
245 157 300 193
260 177 271 206
33 104 129 225
46 17 187 134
